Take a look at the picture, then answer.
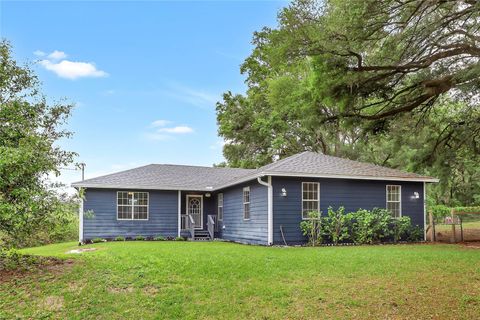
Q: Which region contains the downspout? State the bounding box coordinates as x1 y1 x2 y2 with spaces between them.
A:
178 190 181 237
78 190 84 244
423 182 427 241
257 176 273 245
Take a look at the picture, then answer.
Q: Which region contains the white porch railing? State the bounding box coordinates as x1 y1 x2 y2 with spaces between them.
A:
207 215 215 240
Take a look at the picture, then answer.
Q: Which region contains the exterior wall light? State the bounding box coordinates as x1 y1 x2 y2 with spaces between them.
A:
205 193 211 198
413 192 420 199
281 188 287 197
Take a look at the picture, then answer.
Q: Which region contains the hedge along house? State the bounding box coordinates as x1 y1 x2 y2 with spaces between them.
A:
72 152 438 245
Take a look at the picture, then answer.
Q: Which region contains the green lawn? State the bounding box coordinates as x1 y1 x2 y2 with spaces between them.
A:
1 241 479 319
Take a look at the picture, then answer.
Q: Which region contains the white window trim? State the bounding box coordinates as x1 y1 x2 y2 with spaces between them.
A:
217 193 224 221
302 182 320 220
243 186 251 221
117 191 149 221
386 185 402 218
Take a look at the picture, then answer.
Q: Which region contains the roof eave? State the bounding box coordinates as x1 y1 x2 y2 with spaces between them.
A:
259 171 439 183
70 183 212 192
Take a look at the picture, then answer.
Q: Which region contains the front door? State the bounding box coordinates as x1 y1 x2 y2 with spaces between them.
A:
186 195 203 229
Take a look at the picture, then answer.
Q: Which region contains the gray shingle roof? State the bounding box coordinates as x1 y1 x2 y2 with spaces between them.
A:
257 151 436 181
72 151 437 190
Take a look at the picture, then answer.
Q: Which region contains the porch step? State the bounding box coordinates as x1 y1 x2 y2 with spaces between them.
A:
193 230 212 241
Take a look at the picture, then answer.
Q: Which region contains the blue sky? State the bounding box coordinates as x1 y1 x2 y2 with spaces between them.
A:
0 1 285 189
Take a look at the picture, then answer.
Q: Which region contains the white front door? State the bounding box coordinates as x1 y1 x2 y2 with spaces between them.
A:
186 195 203 229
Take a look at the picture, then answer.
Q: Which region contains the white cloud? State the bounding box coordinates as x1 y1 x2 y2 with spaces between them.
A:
157 126 194 134
39 59 108 80
33 50 45 57
151 119 171 127
47 50 67 60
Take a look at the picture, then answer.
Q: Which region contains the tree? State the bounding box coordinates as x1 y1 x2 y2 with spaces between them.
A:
216 0 480 205
0 40 77 247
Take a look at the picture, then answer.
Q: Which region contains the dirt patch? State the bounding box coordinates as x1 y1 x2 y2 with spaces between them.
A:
67 248 97 254
460 241 480 249
143 285 160 296
108 285 134 294
0 257 74 284
39 295 64 311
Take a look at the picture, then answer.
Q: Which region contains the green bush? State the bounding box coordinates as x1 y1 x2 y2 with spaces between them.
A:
300 211 322 246
349 208 392 244
322 206 352 244
91 238 105 243
175 236 186 241
114 236 125 241
154 236 166 241
135 236 145 241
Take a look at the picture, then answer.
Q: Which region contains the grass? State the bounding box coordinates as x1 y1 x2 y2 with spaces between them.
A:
1 241 479 319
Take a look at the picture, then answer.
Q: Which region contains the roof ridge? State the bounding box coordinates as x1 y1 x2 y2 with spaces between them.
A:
149 163 254 170
258 151 309 172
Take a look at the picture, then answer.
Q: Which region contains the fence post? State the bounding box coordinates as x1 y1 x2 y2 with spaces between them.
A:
428 210 434 242
451 209 456 243
460 216 464 242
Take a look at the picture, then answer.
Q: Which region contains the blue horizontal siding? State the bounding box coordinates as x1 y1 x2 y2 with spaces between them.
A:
83 189 178 239
220 180 268 245
272 177 425 244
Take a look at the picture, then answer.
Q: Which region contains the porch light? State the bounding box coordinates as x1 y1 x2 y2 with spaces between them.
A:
205 193 211 198
413 192 420 199
281 188 287 197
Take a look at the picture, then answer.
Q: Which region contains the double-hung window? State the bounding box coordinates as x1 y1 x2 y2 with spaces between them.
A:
217 193 224 221
302 182 320 219
243 187 250 220
117 191 149 220
386 185 401 218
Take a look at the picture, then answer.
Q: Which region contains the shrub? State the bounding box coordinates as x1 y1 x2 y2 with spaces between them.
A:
349 208 392 244
175 236 186 241
322 206 352 244
91 238 105 243
391 216 412 242
154 236 166 241
114 236 125 241
300 211 322 246
134 236 145 241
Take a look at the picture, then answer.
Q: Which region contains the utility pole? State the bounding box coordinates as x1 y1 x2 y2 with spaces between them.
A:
79 163 86 181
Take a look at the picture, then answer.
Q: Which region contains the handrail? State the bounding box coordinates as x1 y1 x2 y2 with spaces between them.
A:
207 215 215 240
186 214 195 240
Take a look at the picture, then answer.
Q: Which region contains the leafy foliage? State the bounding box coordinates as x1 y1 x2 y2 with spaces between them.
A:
300 211 322 246
0 40 77 248
216 0 480 206
300 207 423 245
322 206 350 244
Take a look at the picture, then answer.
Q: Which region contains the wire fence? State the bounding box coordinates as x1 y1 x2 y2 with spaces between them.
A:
427 212 480 243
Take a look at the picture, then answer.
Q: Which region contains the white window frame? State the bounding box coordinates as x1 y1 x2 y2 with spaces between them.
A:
302 182 320 220
217 193 224 221
243 187 250 221
386 185 402 218
117 191 149 221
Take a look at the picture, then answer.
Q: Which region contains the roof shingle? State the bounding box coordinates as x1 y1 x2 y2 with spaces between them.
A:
72 151 437 190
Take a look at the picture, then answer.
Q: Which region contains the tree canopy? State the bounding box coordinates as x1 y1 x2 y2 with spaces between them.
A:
216 0 480 205
0 40 77 247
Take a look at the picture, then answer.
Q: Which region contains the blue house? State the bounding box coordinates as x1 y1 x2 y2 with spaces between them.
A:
72 152 438 245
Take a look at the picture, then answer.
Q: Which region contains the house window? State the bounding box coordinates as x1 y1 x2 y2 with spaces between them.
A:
386 185 401 218
302 182 320 219
117 191 149 220
218 193 224 221
243 187 250 220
